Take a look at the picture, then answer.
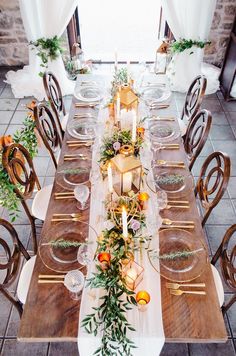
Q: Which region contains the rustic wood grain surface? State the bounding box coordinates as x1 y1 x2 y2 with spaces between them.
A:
18 97 227 343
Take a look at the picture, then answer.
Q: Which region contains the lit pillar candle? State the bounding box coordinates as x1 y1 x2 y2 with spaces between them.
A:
123 172 132 193
116 93 120 121
131 110 137 143
107 162 113 193
136 290 151 311
125 267 137 288
122 206 128 239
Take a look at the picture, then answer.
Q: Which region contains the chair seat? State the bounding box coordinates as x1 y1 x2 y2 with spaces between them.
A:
211 264 224 307
31 184 53 221
61 113 69 131
177 117 187 136
17 255 36 305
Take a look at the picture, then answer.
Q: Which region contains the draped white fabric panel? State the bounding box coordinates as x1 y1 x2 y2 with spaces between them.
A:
160 0 219 94
5 0 77 100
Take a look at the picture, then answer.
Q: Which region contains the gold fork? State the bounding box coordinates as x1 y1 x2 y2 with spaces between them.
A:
156 160 185 166
162 218 194 225
51 217 82 222
164 204 190 210
52 213 81 218
166 282 206 290
170 289 206 296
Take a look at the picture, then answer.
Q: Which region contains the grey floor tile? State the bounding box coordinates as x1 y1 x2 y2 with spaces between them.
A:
221 100 236 112
202 98 224 112
0 111 14 124
217 91 224 100
205 225 231 255
48 342 79 356
226 112 236 126
0 98 19 111
43 176 55 187
0 86 15 99
160 342 188 355
5 124 23 136
232 199 236 212
188 339 235 356
211 141 236 175
211 112 229 126
5 305 20 337
1 339 48 356
227 301 236 337
199 139 214 157
32 156 50 177
206 199 236 225
16 98 35 111
46 160 56 177
228 177 236 199
0 125 7 135
10 111 27 124
210 125 235 140
230 126 236 139
0 297 12 337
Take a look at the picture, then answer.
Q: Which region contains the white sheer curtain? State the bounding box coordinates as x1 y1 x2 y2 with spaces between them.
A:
161 0 219 94
6 0 77 100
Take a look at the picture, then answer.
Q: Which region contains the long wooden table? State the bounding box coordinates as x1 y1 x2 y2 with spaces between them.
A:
18 80 227 344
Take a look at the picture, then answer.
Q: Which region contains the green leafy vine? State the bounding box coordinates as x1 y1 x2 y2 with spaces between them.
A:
170 38 211 54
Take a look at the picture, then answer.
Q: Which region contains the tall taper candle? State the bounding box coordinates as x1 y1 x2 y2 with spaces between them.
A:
107 162 113 193
116 92 120 121
131 110 137 143
122 206 128 239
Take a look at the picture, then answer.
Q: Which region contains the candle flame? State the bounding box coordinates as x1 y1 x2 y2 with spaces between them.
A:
122 205 126 213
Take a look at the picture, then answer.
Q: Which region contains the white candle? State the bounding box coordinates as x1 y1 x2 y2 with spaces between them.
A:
125 267 137 286
131 110 137 143
123 172 132 193
116 93 120 121
107 162 113 193
114 49 118 71
122 206 128 239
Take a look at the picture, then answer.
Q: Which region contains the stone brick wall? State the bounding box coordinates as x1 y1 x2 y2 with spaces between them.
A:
204 0 236 67
0 0 28 66
0 0 235 68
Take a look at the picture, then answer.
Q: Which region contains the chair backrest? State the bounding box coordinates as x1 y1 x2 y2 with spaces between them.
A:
34 102 62 169
2 143 41 201
43 71 65 134
211 224 236 313
184 109 212 171
0 218 30 316
181 75 207 122
195 151 231 226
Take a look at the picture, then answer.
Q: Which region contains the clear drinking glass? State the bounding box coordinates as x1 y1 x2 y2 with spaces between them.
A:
64 270 85 300
156 190 168 210
77 244 93 266
74 184 90 210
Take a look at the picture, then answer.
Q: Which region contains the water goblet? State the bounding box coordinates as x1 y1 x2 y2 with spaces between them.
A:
156 189 168 210
77 244 93 266
64 270 85 300
74 184 90 210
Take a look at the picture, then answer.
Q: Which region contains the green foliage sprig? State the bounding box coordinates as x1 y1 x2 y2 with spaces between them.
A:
170 38 211 54
149 248 204 261
82 227 137 356
100 129 144 164
30 36 64 77
42 239 90 249
111 68 129 98
13 115 38 158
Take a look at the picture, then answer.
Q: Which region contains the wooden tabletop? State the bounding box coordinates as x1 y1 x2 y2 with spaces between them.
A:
18 94 227 343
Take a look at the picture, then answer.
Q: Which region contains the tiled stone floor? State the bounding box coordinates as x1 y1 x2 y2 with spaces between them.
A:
0 65 236 356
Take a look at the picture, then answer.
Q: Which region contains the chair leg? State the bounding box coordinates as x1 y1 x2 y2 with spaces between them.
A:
201 208 211 227
222 294 236 314
29 217 38 255
211 243 222 265
0 289 23 318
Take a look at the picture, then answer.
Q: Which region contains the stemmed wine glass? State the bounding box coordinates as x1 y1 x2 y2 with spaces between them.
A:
156 189 168 210
74 184 90 210
64 269 85 300
77 244 93 266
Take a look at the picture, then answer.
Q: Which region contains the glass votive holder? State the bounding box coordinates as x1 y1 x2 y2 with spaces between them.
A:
64 270 85 300
122 260 144 291
136 290 151 312
97 252 111 270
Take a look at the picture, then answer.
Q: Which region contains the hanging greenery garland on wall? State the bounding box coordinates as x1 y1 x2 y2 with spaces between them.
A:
170 38 211 55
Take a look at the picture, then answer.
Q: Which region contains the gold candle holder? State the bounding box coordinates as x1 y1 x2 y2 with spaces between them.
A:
122 260 144 291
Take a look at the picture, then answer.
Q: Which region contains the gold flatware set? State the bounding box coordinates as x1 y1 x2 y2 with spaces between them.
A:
66 140 93 147
151 116 175 122
64 153 91 161
166 282 206 296
54 191 75 200
164 200 190 210
74 102 99 108
160 218 195 230
38 274 65 284
154 143 180 151
51 212 82 222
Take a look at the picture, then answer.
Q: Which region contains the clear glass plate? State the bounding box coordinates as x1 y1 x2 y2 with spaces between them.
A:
39 222 97 273
148 228 208 282
74 85 104 102
149 123 180 143
67 118 97 140
56 165 90 190
141 86 171 105
146 169 194 199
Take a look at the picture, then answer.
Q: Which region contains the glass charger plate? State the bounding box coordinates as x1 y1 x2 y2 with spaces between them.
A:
140 86 171 104
39 222 97 273
56 162 91 190
67 118 97 140
148 228 208 282
74 85 104 102
148 122 180 143
146 168 194 199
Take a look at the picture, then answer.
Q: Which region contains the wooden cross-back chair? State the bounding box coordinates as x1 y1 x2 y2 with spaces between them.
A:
211 224 236 314
0 218 31 317
34 102 62 169
2 143 53 254
178 75 207 136
184 109 212 171
43 71 66 135
195 151 231 227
